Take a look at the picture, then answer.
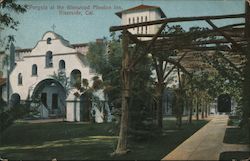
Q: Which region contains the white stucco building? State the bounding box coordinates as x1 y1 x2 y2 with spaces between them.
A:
9 31 97 119
116 4 166 38
116 5 189 116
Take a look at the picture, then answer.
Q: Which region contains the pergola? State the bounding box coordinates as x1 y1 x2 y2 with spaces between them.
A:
110 2 250 154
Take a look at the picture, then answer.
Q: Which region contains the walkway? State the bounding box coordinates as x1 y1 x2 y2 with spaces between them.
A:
162 115 250 160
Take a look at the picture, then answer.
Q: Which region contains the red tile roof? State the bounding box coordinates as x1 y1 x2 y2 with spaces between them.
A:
116 5 166 18
0 78 6 86
71 43 88 48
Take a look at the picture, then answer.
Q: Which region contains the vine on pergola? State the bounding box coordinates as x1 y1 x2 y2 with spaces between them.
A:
110 5 249 155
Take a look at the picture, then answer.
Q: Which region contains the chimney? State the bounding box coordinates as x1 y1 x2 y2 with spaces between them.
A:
96 39 104 44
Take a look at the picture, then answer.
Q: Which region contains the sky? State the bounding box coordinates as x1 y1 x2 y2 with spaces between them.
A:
5 0 246 49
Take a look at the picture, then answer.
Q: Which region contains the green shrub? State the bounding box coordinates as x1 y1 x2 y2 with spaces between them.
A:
0 104 29 134
227 119 234 126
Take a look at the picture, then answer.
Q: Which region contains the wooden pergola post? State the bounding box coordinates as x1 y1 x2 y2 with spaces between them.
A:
152 56 165 129
243 0 250 140
115 30 130 155
109 7 248 155
188 83 194 124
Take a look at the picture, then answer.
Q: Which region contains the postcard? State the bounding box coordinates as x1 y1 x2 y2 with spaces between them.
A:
0 0 249 160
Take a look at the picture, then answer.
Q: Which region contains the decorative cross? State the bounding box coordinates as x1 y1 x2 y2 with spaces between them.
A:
51 24 56 32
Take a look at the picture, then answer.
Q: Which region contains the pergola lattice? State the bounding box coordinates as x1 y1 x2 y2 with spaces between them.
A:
109 2 250 154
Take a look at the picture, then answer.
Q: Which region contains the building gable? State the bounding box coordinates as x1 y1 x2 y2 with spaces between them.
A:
26 31 76 58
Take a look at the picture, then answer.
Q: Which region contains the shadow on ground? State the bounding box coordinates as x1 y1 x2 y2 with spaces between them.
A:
0 120 208 160
223 128 249 144
219 151 250 160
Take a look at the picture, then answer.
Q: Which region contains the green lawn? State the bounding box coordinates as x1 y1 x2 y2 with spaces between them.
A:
0 119 208 160
220 117 250 160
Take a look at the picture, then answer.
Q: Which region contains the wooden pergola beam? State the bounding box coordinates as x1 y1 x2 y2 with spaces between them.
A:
129 22 168 69
216 52 243 75
163 52 187 80
110 13 245 32
152 45 233 52
134 23 245 38
164 57 193 78
206 19 245 53
125 30 143 45
152 38 246 47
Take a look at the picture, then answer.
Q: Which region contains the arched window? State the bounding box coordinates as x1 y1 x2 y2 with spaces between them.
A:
128 18 131 24
70 69 81 87
18 73 22 85
45 51 53 68
32 64 38 76
47 37 52 44
59 60 65 70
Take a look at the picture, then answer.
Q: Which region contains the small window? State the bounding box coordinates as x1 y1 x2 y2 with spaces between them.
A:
128 18 131 24
47 37 52 44
133 18 135 30
18 73 22 85
32 64 38 76
45 51 53 68
59 60 65 70
137 17 139 34
141 16 143 34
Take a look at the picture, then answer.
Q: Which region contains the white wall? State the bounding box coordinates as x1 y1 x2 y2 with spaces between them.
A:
9 31 96 100
121 9 163 39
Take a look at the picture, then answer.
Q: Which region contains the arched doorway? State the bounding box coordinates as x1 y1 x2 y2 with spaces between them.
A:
32 79 66 117
10 93 21 107
218 94 231 113
80 92 91 121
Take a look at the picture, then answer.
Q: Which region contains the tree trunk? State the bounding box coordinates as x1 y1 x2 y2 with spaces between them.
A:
201 100 204 119
188 97 193 124
156 85 163 129
177 115 182 129
208 104 211 116
114 31 130 155
243 1 250 143
205 103 208 118
196 98 199 121
0 87 2 101
177 68 183 127
153 58 165 129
